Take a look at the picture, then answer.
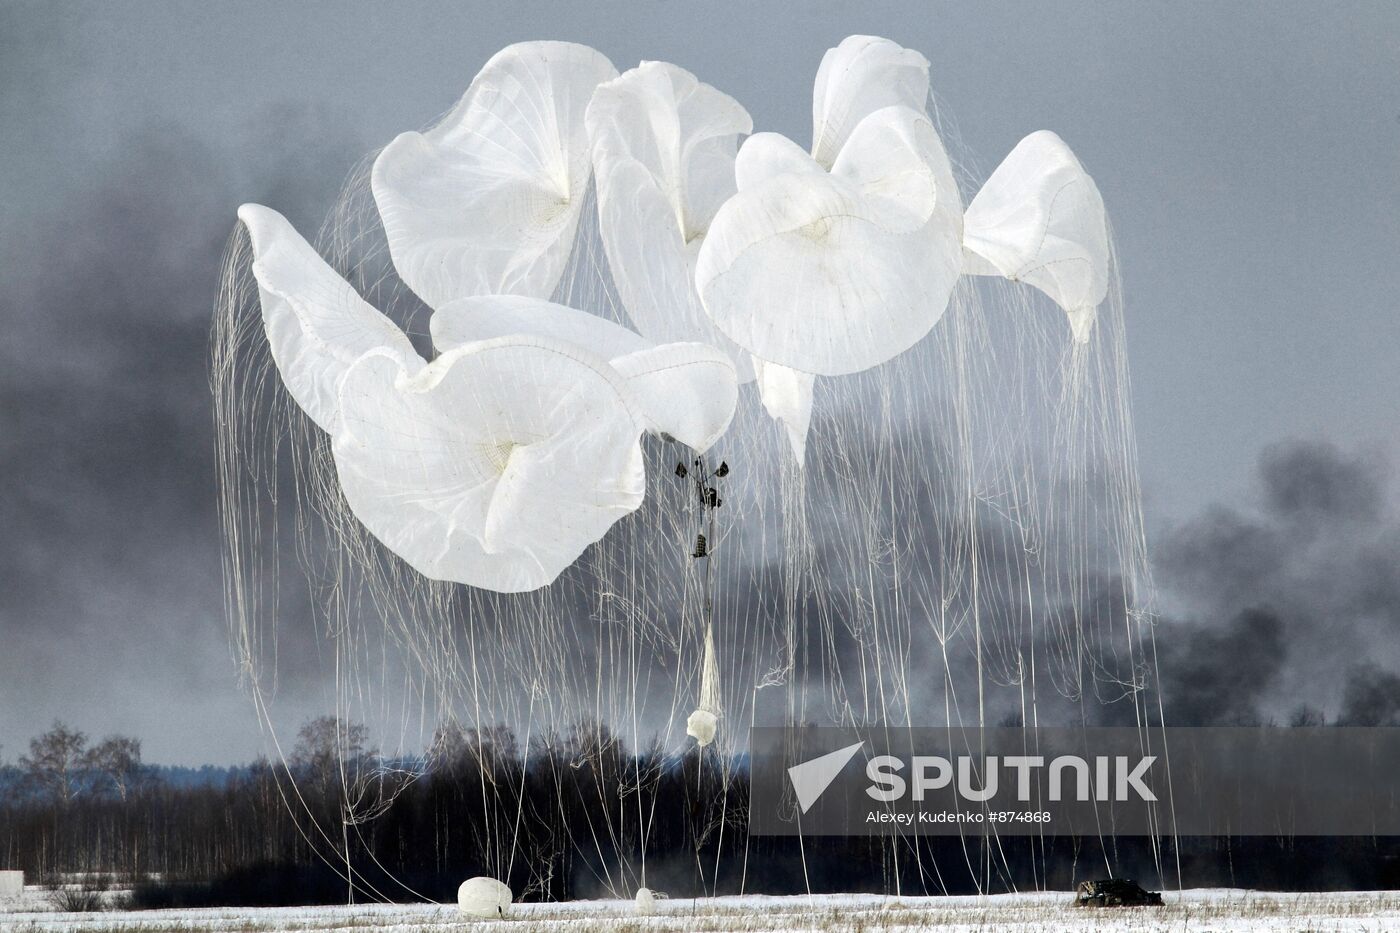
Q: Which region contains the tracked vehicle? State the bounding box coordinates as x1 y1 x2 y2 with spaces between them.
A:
1074 879 1164 908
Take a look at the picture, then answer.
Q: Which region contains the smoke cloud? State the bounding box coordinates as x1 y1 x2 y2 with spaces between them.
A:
0 112 365 764
1152 440 1400 725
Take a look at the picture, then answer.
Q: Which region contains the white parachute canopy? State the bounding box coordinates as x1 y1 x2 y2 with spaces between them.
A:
696 35 963 376
695 36 964 461
237 41 748 595
236 206 662 594
334 339 646 594
752 358 815 465
809 34 932 170
430 295 738 453
587 60 755 381
237 204 422 432
372 41 618 306
962 130 1110 342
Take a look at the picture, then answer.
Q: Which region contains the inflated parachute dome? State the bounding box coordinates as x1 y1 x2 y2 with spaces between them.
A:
214 36 1158 901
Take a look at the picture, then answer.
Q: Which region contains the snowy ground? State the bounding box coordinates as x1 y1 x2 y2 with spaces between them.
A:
5 889 1400 931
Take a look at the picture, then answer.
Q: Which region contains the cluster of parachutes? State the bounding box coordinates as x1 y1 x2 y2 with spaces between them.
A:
238 35 1111 597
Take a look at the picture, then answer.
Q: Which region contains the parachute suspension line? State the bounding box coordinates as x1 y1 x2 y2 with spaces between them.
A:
678 455 729 749
673 453 729 900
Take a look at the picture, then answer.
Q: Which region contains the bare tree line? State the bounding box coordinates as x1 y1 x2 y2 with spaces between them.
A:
4 718 1400 905
13 722 151 805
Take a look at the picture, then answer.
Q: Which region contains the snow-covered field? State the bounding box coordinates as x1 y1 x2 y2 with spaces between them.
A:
4 889 1400 932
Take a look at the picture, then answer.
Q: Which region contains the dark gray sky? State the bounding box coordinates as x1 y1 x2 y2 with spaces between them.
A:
2 2 1397 764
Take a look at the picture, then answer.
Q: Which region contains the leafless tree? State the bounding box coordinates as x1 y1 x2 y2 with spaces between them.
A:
428 721 519 778
427 720 470 774
83 736 148 801
19 721 88 804
290 716 372 800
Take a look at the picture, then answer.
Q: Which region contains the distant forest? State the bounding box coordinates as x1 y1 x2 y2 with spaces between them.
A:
3 718 1400 907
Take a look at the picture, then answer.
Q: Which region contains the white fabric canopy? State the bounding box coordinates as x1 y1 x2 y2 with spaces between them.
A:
372 42 617 307
240 200 728 591
610 343 738 455
432 296 737 453
752 360 815 465
696 36 963 380
962 130 1110 342
333 339 646 593
432 294 649 358
810 34 932 169
587 61 754 381
239 37 1109 595
238 204 421 432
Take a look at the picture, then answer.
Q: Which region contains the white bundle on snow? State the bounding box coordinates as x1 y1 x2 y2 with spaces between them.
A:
635 886 656 915
458 876 512 919
0 871 23 898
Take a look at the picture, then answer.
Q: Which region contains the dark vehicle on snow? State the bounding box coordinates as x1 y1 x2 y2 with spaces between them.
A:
1074 879 1164 908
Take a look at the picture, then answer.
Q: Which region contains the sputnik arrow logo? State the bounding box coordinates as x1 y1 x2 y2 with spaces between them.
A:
787 741 865 813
